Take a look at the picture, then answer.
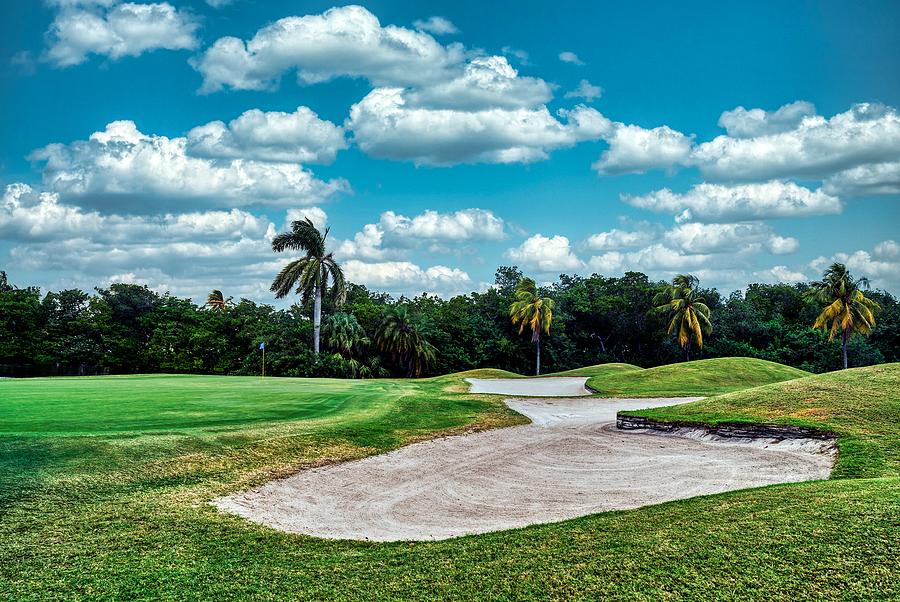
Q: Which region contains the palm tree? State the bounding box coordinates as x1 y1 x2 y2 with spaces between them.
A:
805 262 880 369
204 289 233 311
652 274 712 361
270 218 346 355
375 305 436 377
509 277 554 375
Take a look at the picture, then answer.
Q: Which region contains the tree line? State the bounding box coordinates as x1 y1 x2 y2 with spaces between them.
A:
1 264 896 378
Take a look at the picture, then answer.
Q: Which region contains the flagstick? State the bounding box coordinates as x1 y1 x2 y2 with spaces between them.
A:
262 346 265 379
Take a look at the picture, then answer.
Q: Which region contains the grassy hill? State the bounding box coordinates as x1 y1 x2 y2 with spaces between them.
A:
621 363 900 479
1 364 898 600
544 363 642 378
587 357 810 397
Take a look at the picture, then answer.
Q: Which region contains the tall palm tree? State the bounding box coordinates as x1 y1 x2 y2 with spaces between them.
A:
375 305 436 377
509 277 554 375
805 262 880 369
204 289 233 311
652 274 712 361
270 218 346 354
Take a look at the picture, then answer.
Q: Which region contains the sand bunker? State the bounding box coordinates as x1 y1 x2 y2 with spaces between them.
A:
216 395 835 541
466 377 590 396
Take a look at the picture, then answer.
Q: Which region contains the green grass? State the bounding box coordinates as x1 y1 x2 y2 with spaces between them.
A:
544 362 642 378
1 362 898 600
587 357 810 397
621 363 900 479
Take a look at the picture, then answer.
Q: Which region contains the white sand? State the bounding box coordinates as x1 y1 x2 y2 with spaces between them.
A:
215 394 834 541
466 377 590 396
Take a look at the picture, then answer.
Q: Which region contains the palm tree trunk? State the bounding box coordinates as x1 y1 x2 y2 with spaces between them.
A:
313 283 322 355
684 343 690 362
535 336 541 376
842 327 849 369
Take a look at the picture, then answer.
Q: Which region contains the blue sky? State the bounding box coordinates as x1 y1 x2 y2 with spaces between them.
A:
1 0 899 301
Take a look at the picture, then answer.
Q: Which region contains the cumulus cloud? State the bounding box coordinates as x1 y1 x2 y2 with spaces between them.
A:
348 89 610 165
29 120 348 211
46 1 198 67
809 243 900 290
564 79 602 102
664 222 784 254
558 51 584 65
717 100 817 138
624 181 842 222
823 160 900 197
587 244 712 275
584 227 656 251
754 265 808 283
505 234 583 273
593 124 694 174
693 103 900 182
283 206 328 230
342 260 472 297
193 5 464 93
336 208 506 259
404 56 552 110
412 16 459 35
186 106 347 164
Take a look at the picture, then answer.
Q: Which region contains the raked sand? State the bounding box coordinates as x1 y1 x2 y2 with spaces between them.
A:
216 378 834 541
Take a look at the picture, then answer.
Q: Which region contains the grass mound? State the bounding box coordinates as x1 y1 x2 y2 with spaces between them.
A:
622 363 900 479
587 357 809 397
544 363 641 378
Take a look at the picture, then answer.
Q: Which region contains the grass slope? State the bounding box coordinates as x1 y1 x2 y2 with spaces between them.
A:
622 363 900 479
587 357 809 397
544 363 642 378
1 364 898 600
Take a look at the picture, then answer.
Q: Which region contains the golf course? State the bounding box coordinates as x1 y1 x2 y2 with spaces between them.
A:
2 357 898 600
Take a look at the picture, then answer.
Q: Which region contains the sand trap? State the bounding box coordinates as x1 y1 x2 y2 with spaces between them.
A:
466 377 590 396
216 396 835 541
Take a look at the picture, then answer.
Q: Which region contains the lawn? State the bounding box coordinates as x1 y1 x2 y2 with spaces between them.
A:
1 362 898 600
586 357 810 397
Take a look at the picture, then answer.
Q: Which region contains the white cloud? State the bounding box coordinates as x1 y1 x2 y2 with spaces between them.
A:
693 103 900 181
335 208 506 260
661 222 798 256
588 244 712 274
186 106 347 164
404 55 552 110
564 79 602 102
193 5 464 93
584 228 656 251
874 240 900 260
502 46 529 64
823 160 900 197
718 101 817 138
558 51 584 65
754 265 807 283
810 244 900 291
46 1 198 67
505 234 583 273
412 16 459 35
29 120 348 210
283 206 327 230
206 0 235 7
593 124 693 174
624 181 842 222
342 259 472 297
348 89 610 165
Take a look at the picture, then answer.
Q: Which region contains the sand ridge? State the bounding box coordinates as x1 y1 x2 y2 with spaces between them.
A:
216 393 834 541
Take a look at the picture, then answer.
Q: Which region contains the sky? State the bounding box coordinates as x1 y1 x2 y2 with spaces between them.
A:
1 0 899 303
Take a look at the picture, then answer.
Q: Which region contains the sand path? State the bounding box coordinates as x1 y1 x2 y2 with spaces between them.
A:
216 380 834 541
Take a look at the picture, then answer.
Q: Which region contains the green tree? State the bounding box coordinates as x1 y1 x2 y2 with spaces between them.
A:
375 305 436 377
204 289 233 311
270 218 346 354
322 312 373 377
653 274 712 361
509 277 555 375
806 263 880 369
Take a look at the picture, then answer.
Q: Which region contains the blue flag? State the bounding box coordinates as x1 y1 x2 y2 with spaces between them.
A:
259 342 265 350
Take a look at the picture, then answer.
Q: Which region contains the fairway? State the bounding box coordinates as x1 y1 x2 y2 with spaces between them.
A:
0 374 421 435
1 362 898 600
